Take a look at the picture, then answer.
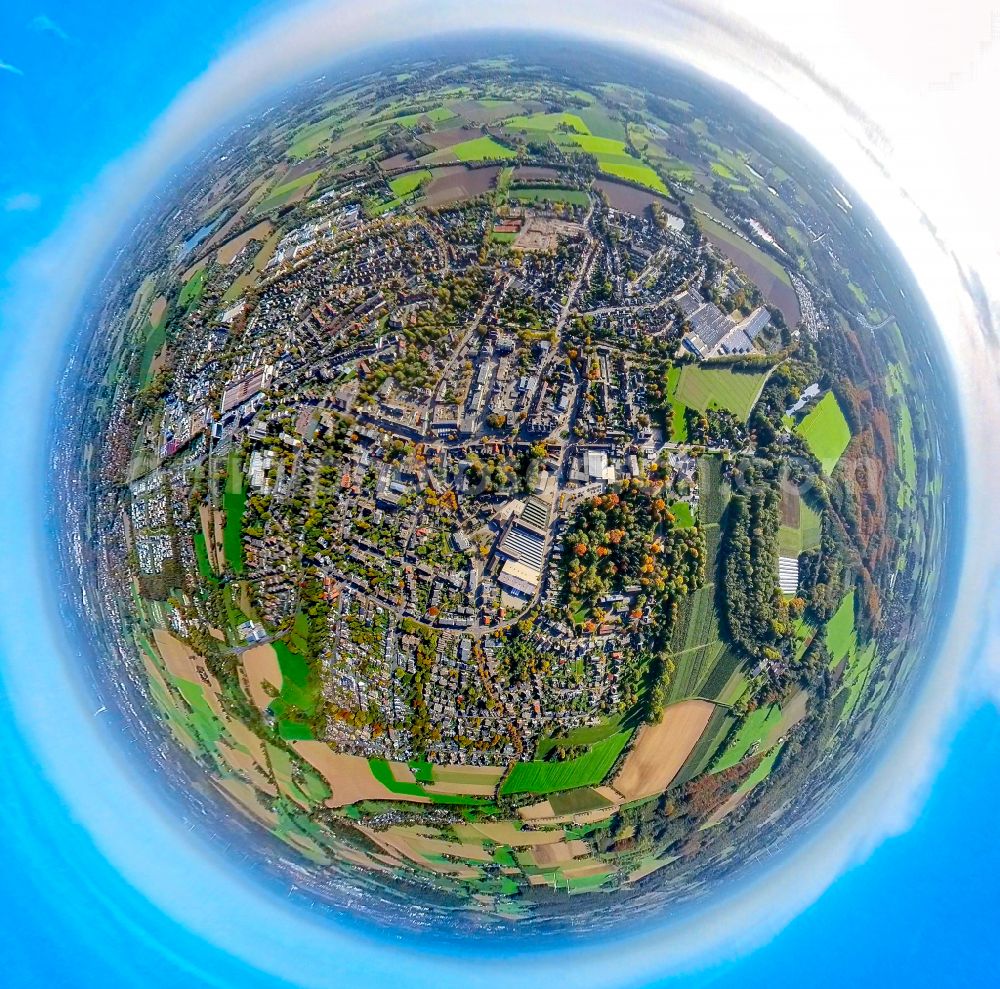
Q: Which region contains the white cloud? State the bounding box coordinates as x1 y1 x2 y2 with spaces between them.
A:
0 59 24 75
29 15 71 43
3 192 42 212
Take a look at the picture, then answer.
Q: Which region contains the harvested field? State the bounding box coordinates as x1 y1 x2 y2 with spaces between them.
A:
241 643 282 711
519 799 555 821
613 699 716 800
389 762 419 784
217 221 274 265
422 165 499 208
429 781 498 797
292 741 431 808
448 98 527 124
470 822 565 846
432 764 506 784
152 629 220 705
149 296 168 327
359 826 475 877
378 151 416 171
418 126 478 150
213 778 278 828
217 742 277 795
595 179 674 216
533 840 590 866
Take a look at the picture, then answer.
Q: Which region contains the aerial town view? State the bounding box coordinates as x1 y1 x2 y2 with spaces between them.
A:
54 44 953 929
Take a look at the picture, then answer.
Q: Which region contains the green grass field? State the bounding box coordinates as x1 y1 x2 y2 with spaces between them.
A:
576 105 626 140
735 742 784 797
671 364 770 420
222 492 246 574
509 186 590 207
388 169 432 197
503 111 590 134
896 399 917 500
452 136 517 162
269 640 318 739
137 320 166 387
179 268 206 310
393 105 457 127
670 501 695 528
598 161 667 194
192 533 215 581
500 731 632 795
665 367 689 442
797 391 852 474
256 169 322 212
536 714 625 758
697 455 729 526
713 705 783 773
825 590 857 666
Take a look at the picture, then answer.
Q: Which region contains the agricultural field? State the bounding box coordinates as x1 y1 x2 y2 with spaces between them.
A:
256 168 322 213
500 731 632 795
222 453 246 575
503 111 590 134
451 136 518 162
796 391 852 475
388 169 433 198
778 483 823 556
613 700 716 800
713 705 783 773
509 186 590 207
671 364 771 420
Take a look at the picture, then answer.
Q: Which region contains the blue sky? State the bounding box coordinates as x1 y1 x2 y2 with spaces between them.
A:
1 3 997 986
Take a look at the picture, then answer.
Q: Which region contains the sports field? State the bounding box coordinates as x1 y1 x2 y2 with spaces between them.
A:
797 391 852 474
671 364 770 420
500 731 631 795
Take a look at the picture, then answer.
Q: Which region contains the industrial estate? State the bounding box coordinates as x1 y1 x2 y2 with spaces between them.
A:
55 48 949 927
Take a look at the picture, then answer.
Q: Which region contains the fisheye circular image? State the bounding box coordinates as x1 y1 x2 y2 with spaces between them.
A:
54 38 956 934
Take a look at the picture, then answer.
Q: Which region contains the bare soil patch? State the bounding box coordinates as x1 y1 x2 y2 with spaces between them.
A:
149 296 167 327
514 215 584 252
217 220 274 265
423 165 499 208
379 151 416 171
419 126 478 150
291 741 431 808
613 699 716 801
241 643 282 712
595 178 672 217
152 629 222 714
